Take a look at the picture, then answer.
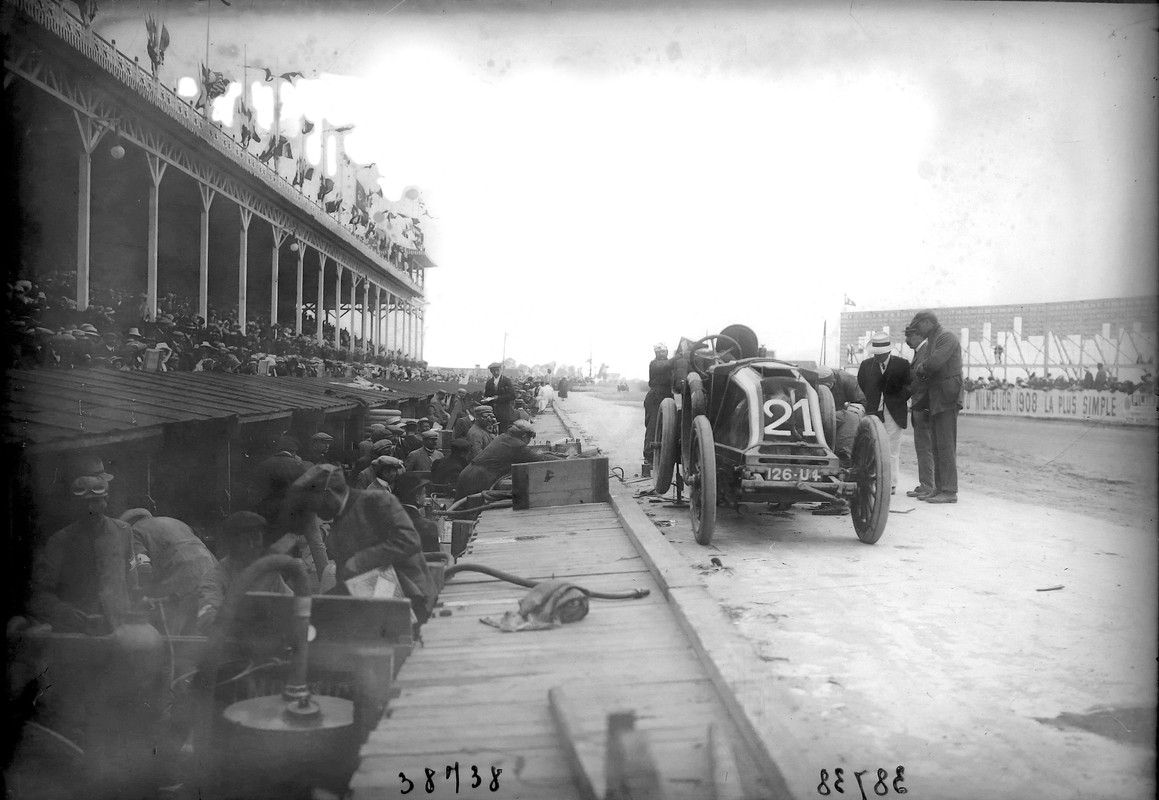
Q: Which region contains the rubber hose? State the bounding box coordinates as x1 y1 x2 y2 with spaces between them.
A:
437 501 513 517
444 563 650 600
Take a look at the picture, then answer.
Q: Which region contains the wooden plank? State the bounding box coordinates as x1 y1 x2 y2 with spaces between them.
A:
512 458 609 509
708 722 746 800
549 686 601 800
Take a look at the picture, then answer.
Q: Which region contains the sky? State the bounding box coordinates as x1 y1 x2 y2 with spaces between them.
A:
95 0 1157 377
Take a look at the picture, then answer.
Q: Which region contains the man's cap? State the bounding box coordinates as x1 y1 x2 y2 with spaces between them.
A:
368 423 388 434
394 473 431 501
119 508 154 526
474 405 493 414
386 423 407 433
373 455 405 469
311 432 334 442
508 420 536 436
79 323 100 337
71 475 109 498
909 309 938 328
488 362 502 369
904 325 920 336
372 439 397 455
223 511 267 537
867 333 892 355
274 434 300 453
71 454 114 481
450 438 473 453
814 365 834 380
293 464 347 493
654 342 668 351
126 327 143 338
418 417 431 424
403 419 419 428
421 430 440 440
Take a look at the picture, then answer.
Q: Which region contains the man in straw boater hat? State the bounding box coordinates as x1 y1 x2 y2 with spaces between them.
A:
856 332 912 496
908 309 963 504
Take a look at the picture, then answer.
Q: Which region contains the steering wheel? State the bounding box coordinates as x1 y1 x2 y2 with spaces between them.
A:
689 334 743 377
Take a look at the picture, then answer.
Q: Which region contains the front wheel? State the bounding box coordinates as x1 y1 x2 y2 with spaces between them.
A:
688 415 717 545
850 415 891 544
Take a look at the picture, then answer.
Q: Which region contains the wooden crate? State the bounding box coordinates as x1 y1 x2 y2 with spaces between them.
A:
511 457 609 510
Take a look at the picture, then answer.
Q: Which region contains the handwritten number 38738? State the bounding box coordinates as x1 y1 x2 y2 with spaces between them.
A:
818 766 906 797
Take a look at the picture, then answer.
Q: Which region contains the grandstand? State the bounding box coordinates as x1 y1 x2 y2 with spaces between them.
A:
840 296 1158 381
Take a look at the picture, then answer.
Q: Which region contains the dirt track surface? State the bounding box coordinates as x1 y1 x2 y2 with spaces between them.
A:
554 388 1157 800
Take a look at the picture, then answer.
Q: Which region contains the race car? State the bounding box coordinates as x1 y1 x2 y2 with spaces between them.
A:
650 324 890 545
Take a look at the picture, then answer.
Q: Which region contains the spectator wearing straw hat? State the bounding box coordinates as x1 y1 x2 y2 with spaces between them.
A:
910 310 963 503
857 332 911 495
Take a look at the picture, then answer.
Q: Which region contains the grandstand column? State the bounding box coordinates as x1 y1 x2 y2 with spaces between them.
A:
144 154 167 321
238 208 253 328
198 186 216 323
348 274 358 352
384 292 394 353
316 255 326 344
270 226 288 326
362 279 370 353
72 113 107 312
373 284 382 354
333 263 343 349
404 303 412 358
295 241 305 335
419 307 424 361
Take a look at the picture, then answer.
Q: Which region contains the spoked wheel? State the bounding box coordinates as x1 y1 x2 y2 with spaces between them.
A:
688 415 717 545
850 414 891 544
817 383 837 452
652 397 679 493
689 334 743 378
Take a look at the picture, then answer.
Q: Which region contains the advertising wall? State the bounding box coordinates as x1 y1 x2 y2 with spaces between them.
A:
962 388 1157 426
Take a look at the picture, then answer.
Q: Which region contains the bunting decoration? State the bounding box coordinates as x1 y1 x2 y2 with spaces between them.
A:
301 118 315 135
292 155 315 190
195 63 231 111
249 66 305 84
145 15 169 77
234 95 261 147
316 176 335 203
258 135 293 164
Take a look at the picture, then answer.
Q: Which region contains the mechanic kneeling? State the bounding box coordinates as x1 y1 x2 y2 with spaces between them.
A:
455 420 566 508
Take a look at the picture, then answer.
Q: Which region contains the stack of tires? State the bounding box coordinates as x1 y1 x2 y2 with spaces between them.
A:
364 407 403 438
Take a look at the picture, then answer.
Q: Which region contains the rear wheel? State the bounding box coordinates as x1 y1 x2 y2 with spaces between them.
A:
851 415 890 543
689 415 717 545
817 384 836 452
652 398 678 493
682 374 707 467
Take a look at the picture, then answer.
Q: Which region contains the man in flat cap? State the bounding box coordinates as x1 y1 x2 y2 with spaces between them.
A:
249 434 311 525
352 454 405 492
195 512 290 634
405 429 445 473
306 431 339 466
289 464 437 626
455 420 565 501
856 332 911 495
904 325 936 499
909 310 962 504
483 362 518 434
467 405 497 459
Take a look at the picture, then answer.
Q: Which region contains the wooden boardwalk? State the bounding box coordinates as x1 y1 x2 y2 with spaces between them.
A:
350 407 758 799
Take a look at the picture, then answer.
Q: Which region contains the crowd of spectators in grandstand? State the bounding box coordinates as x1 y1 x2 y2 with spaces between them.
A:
6 272 457 380
964 370 1154 395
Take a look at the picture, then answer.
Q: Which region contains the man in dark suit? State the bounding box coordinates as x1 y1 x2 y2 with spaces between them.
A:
910 310 963 504
904 326 936 499
857 333 911 495
483 362 517 433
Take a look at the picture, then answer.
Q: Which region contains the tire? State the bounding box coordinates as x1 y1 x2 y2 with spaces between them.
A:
851 414 891 544
689 415 717 545
652 398 679 493
817 384 836 452
682 374 707 467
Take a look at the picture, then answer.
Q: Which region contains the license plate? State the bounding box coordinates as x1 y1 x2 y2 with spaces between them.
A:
766 466 821 482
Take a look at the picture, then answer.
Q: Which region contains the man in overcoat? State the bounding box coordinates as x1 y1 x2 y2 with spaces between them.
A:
910 310 963 503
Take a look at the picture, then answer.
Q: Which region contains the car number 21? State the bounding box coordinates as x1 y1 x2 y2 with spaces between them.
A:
763 397 815 436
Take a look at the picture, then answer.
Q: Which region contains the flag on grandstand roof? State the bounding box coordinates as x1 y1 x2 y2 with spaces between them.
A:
235 96 261 146
293 155 314 190
301 118 315 135
317 176 335 201
145 15 169 77
843 294 857 307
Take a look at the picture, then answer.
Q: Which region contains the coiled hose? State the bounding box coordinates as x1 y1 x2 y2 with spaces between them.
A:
444 563 650 600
